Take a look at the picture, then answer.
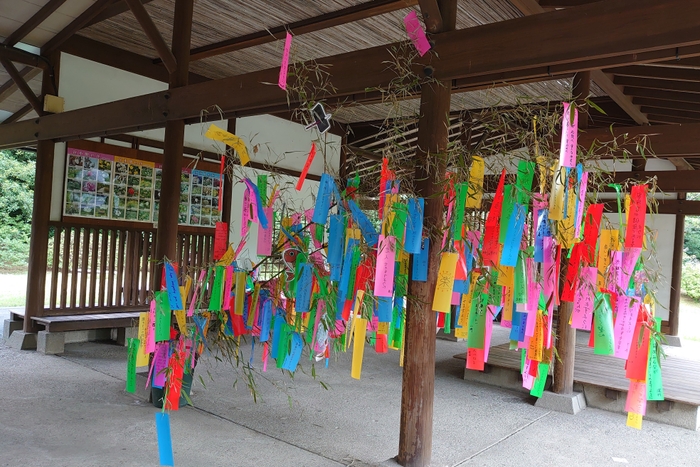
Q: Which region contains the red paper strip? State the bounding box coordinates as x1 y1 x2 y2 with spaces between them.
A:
581 204 604 265
625 315 650 381
295 142 316 191
213 221 228 260
165 351 184 411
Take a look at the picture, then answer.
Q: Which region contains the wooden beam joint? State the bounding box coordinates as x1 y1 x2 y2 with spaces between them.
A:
124 0 178 74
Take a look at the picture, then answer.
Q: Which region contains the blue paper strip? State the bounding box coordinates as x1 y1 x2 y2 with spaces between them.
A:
411 237 429 282
282 332 303 371
500 203 527 267
259 299 272 342
338 239 358 301
348 200 379 247
165 263 183 311
328 214 344 266
534 209 551 263
510 310 527 342
312 174 335 225
377 296 393 322
294 263 313 312
244 178 268 229
155 412 174 466
453 279 469 294
405 198 424 254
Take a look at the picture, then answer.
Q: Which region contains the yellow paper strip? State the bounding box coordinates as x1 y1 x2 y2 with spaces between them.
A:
458 273 480 329
174 309 187 336
432 252 459 313
549 166 567 221
466 156 485 208
136 312 149 367
205 124 250 166
351 318 368 379
626 412 643 430
217 245 235 266
234 271 246 316
597 229 613 290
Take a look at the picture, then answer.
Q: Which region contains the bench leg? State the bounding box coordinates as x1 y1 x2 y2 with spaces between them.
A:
3 319 23 340
115 327 138 346
37 331 65 355
7 331 37 350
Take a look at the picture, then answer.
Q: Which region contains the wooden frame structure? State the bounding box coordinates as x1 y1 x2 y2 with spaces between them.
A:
3 0 700 464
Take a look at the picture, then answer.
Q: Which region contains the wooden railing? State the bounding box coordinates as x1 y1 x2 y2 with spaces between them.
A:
46 222 213 316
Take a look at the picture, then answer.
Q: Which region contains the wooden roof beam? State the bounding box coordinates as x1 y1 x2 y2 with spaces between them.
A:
3 0 68 46
606 65 700 82
3 0 700 147
624 87 700 104
41 0 113 55
615 76 700 93
0 59 43 115
508 0 648 125
669 157 695 171
418 0 443 33
124 0 177 74
0 44 49 70
537 0 602 6
579 121 700 158
186 0 418 62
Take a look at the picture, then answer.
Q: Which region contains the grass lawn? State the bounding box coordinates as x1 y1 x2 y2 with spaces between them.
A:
0 273 29 307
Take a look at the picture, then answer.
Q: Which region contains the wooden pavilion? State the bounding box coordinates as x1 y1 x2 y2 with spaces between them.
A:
2 0 700 464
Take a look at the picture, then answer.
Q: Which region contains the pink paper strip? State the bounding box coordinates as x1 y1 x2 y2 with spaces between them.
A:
403 11 431 57
522 357 535 390
241 187 251 238
222 266 234 311
542 237 557 311
484 305 496 361
625 380 647 416
525 283 539 338
278 32 292 90
621 247 642 290
559 102 578 168
257 206 274 256
374 235 396 297
451 292 461 306
543 312 553 350
571 266 597 330
467 231 481 259
188 270 206 317
146 300 156 353
613 295 640 359
609 250 623 292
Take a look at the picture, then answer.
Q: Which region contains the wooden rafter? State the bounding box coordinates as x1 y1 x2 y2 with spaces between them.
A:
417 0 443 33
0 59 43 115
124 0 177 74
615 76 700 93
0 67 42 106
640 106 700 120
537 0 602 6
578 121 700 158
1 103 33 125
590 69 648 124
41 0 113 55
0 44 48 69
86 0 156 28
186 0 418 62
607 65 700 82
625 87 700 104
3 0 68 46
2 0 700 147
509 0 648 125
669 158 695 171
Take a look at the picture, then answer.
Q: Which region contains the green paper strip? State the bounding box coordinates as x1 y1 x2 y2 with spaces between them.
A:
257 174 268 205
514 253 527 304
208 266 224 312
647 317 665 401
391 202 408 244
488 269 502 306
126 337 139 393
593 293 615 355
516 161 535 206
467 291 488 349
155 291 171 342
454 182 468 241
530 362 550 398
499 185 515 244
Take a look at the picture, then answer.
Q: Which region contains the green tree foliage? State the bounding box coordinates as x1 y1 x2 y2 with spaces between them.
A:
0 149 36 270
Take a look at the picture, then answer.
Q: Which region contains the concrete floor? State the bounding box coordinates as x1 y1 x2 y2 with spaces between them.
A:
1 311 700 467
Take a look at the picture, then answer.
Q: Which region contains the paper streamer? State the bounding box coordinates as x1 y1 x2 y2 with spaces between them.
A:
403 11 431 56
374 235 396 297
433 252 458 313
155 412 174 466
165 263 183 311
296 142 316 191
213 222 228 260
559 102 578 168
205 124 250 166
278 31 292 90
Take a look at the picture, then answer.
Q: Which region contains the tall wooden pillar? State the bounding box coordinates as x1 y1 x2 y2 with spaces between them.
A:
552 71 590 394
668 193 685 336
23 52 60 333
397 2 456 466
153 0 193 287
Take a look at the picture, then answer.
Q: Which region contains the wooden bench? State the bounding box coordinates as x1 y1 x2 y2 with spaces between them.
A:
31 311 142 333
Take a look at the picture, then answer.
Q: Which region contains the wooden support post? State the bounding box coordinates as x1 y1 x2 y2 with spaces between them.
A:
552 70 590 395
668 193 685 336
23 53 60 333
152 0 193 288
398 1 456 466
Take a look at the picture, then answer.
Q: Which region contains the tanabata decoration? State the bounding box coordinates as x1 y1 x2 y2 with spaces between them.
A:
143 103 663 465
